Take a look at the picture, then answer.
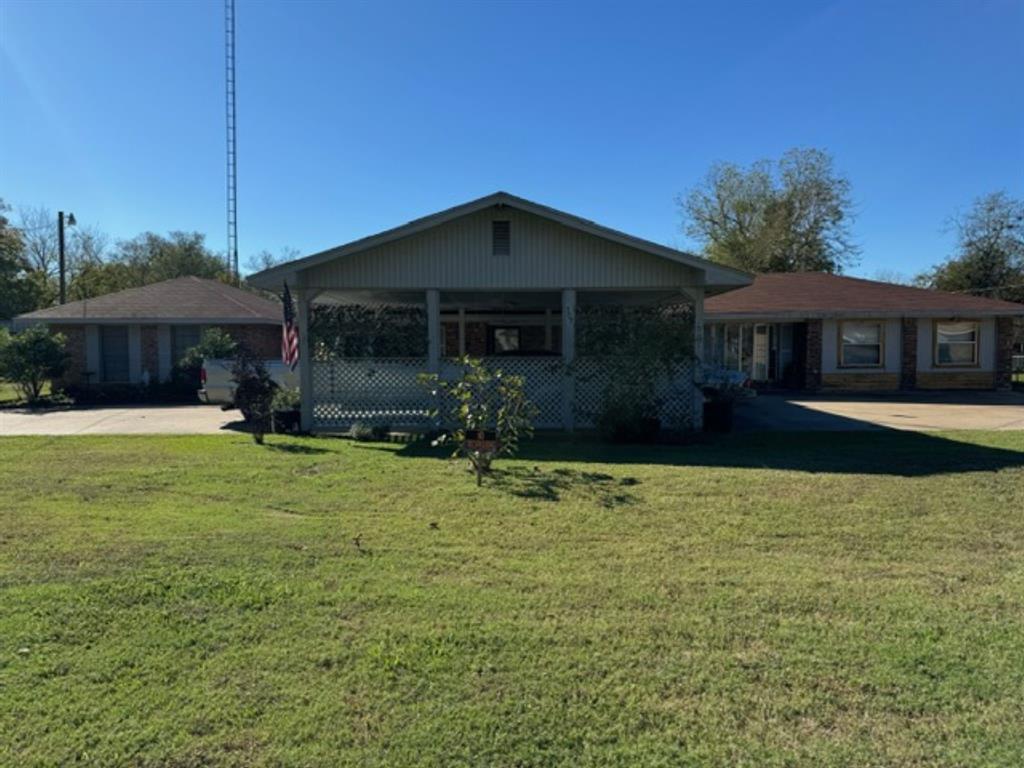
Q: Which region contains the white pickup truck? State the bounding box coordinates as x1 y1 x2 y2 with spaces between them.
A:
198 358 300 405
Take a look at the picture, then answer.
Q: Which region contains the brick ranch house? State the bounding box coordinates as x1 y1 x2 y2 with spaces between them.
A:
704 272 1024 391
13 277 280 389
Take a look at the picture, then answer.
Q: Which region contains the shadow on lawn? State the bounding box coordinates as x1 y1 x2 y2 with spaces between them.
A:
261 441 332 455
489 466 640 506
384 429 1024 478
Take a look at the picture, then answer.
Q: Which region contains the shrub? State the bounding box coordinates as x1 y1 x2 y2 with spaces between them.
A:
349 422 375 441
0 325 68 403
594 377 661 443
176 328 240 385
271 386 301 412
231 351 276 444
419 357 537 486
271 386 302 433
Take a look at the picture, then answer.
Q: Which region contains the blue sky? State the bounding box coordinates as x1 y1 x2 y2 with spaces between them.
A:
2 0 1022 278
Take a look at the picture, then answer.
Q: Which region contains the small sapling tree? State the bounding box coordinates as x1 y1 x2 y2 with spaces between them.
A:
419 357 537 486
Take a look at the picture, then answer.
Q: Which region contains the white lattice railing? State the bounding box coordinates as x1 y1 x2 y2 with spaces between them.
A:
310 355 696 431
311 357 431 429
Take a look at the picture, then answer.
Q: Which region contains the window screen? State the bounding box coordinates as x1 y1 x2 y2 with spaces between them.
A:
492 327 520 353
492 220 511 256
101 326 130 383
171 325 202 367
935 322 978 366
840 321 883 367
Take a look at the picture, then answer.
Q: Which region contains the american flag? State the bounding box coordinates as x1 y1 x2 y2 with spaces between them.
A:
281 282 300 370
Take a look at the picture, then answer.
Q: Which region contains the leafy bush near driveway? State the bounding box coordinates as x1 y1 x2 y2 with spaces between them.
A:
0 324 68 404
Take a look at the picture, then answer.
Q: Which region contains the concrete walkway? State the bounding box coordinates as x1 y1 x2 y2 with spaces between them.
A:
0 405 245 436
737 391 1024 432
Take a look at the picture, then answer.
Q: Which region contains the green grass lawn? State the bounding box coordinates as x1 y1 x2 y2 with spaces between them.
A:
2 431 1024 767
0 379 51 405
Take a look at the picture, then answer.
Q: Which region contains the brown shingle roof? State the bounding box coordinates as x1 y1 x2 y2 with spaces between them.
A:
705 272 1024 319
16 276 280 324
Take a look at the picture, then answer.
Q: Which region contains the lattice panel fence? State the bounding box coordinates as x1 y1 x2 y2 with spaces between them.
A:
439 357 564 428
311 358 431 429
574 357 696 430
310 355 695 431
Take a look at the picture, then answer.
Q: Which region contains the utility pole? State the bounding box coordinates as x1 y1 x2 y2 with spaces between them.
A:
225 0 238 281
58 211 76 304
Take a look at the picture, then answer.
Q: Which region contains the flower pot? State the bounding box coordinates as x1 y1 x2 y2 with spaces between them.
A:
464 430 499 454
273 408 301 433
703 400 734 433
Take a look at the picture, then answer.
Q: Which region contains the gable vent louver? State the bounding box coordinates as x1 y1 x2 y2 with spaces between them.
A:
492 220 511 256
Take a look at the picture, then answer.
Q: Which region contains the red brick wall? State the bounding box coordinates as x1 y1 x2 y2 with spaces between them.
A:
50 324 87 388
465 322 488 356
442 321 561 357
900 318 917 390
995 316 1015 390
220 324 280 359
804 319 822 390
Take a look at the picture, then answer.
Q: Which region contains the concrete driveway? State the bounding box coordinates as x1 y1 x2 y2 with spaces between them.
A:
737 391 1024 432
0 405 245 436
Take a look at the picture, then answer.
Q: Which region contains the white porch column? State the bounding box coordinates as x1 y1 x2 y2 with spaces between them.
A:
561 289 576 431
426 289 441 373
297 289 313 432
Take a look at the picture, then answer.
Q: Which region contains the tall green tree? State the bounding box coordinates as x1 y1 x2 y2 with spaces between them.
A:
0 200 52 320
67 231 229 300
916 192 1024 304
679 148 859 273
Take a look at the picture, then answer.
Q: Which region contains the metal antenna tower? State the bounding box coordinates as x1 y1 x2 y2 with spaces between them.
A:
225 0 238 280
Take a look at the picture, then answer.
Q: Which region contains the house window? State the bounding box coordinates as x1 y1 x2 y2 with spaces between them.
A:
492 220 511 256
171 325 202 367
935 321 979 366
100 325 130 383
491 327 520 353
839 321 883 367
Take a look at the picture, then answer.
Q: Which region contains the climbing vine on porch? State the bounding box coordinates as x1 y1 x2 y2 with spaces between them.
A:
574 300 696 439
310 304 427 359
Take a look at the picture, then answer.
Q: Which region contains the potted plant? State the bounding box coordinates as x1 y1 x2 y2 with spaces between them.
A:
700 369 754 433
272 386 302 433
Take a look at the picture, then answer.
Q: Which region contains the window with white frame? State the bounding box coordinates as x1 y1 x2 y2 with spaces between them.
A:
934 321 979 366
839 321 883 367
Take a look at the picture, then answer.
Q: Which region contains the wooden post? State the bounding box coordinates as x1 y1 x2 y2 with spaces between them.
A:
427 289 441 373
544 308 553 351
684 286 705 431
457 307 466 357
561 289 576 431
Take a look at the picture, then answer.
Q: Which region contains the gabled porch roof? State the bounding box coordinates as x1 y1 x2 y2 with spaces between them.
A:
247 192 751 294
